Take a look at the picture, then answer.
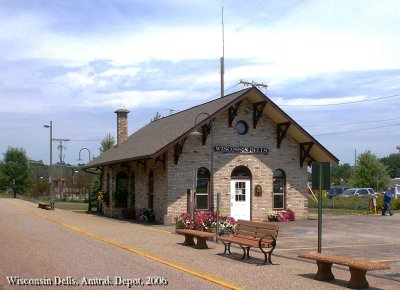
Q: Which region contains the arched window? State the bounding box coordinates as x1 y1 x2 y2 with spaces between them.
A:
148 170 154 209
115 172 128 206
130 171 135 207
231 165 252 179
273 169 286 210
196 167 210 210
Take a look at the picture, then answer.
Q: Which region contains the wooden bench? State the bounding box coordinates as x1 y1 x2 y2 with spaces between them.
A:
218 219 279 264
175 229 215 249
38 201 55 210
298 253 390 289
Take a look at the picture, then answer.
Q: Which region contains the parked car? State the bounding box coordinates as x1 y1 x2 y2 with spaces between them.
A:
327 186 347 198
389 184 400 200
342 188 375 197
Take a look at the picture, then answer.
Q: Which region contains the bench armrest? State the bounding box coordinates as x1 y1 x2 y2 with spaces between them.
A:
259 234 277 249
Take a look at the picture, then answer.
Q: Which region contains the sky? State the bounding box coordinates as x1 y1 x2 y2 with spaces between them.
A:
0 0 399 168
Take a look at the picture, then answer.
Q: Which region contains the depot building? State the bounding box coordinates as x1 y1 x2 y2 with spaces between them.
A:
83 87 338 224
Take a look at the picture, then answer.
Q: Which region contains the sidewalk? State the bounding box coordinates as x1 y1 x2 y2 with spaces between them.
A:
5 198 400 289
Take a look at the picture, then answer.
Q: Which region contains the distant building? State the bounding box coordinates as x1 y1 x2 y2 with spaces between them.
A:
83 87 338 224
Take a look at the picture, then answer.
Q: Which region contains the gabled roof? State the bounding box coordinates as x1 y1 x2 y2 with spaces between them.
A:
83 87 338 168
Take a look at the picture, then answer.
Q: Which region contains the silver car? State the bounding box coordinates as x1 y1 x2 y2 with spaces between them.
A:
342 188 375 197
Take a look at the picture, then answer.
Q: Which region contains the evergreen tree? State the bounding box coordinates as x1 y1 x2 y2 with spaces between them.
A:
99 133 115 153
150 111 162 122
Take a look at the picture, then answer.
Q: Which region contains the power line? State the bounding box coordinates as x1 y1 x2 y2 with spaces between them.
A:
303 117 400 127
279 94 400 107
314 123 400 136
69 139 101 142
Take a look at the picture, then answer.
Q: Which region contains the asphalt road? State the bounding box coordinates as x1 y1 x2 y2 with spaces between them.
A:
0 200 225 290
1 198 399 290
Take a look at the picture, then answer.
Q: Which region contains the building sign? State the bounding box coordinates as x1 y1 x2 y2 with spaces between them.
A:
214 145 269 154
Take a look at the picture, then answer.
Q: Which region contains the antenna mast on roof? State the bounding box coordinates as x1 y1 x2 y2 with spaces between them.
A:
220 0 225 98
239 79 268 93
164 109 179 115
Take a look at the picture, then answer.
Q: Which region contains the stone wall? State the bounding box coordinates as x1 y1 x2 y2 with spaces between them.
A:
102 98 309 224
163 98 309 224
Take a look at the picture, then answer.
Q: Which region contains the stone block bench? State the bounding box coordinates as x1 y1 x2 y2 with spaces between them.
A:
298 252 390 289
175 229 215 249
218 219 279 264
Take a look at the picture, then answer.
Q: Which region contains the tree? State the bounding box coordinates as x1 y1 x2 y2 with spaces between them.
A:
99 133 115 153
150 111 162 122
0 147 31 197
349 150 390 191
330 163 352 186
380 153 400 178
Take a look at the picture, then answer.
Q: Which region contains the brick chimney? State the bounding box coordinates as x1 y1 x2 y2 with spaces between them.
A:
114 108 130 146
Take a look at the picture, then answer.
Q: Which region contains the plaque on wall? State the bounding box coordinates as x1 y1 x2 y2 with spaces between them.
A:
255 184 262 196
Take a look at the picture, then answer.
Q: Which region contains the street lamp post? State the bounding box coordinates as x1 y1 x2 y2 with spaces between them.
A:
78 148 91 211
43 121 53 200
78 148 91 163
191 112 214 213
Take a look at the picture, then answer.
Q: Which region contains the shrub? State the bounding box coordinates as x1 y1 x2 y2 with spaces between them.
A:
136 208 155 223
175 211 236 232
267 209 295 222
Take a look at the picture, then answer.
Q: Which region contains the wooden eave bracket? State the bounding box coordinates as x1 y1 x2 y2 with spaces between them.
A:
277 122 291 148
155 152 167 170
137 160 147 172
174 138 186 165
228 101 241 127
253 101 267 129
201 119 214 145
300 142 314 168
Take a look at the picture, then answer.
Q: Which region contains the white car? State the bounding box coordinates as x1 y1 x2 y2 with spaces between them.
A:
389 185 400 200
342 188 375 197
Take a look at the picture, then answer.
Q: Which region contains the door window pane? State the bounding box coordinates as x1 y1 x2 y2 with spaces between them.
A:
235 182 246 202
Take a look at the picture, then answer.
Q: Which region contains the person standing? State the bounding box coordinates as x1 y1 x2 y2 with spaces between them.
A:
382 187 394 216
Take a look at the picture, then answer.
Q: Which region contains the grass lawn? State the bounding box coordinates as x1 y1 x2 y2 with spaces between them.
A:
54 201 88 212
0 191 13 198
308 208 372 215
0 192 90 212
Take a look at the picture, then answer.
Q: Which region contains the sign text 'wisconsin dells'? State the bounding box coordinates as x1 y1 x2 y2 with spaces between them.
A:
214 145 269 154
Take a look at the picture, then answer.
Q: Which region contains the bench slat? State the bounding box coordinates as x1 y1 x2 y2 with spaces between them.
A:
236 219 279 231
235 229 277 239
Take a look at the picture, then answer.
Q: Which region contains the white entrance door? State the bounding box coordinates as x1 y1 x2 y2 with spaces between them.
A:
230 180 250 221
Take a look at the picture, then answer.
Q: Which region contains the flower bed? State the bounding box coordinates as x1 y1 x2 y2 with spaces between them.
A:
136 208 155 223
176 211 236 233
267 208 295 222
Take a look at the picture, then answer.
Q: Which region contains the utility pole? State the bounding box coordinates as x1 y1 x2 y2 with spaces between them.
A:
53 138 70 197
397 145 400 153
220 0 225 98
43 121 53 199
